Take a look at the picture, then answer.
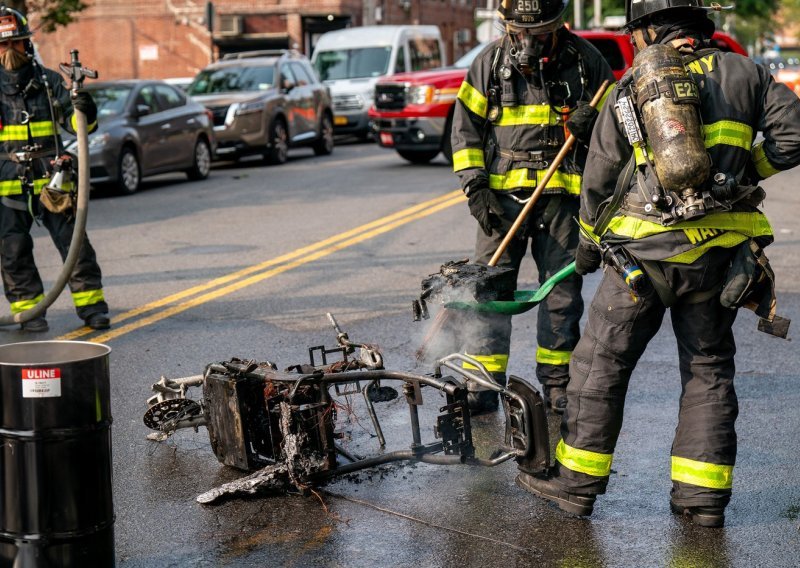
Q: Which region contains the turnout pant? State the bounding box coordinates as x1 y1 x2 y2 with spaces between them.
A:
554 248 739 509
0 202 107 320
462 194 583 391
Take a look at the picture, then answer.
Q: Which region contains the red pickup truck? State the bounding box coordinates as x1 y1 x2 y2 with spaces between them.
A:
369 30 747 164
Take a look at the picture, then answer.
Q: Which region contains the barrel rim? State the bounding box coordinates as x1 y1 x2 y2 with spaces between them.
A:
0 340 111 366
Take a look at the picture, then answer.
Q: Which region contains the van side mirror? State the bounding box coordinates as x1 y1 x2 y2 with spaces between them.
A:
134 104 151 117
281 80 295 93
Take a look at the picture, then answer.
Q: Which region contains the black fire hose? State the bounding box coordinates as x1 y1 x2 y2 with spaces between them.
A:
0 107 91 327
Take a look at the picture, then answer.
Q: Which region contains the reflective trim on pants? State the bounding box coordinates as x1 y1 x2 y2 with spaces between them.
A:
671 456 734 490
536 346 572 366
72 288 105 307
556 439 613 478
10 293 44 314
462 353 509 373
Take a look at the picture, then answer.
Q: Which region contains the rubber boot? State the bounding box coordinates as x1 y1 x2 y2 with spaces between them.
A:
20 317 48 333
543 385 567 414
516 471 595 516
670 501 725 528
467 372 506 415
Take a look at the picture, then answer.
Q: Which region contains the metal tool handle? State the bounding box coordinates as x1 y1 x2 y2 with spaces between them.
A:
59 49 99 97
488 79 610 267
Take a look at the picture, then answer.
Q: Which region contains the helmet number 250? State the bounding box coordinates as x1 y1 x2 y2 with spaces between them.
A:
517 0 540 13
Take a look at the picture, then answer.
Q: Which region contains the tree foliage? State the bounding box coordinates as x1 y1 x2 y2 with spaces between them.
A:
4 0 88 33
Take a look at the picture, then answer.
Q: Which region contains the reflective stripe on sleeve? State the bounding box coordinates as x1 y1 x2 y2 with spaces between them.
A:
462 353 509 373
457 81 488 119
10 294 45 314
452 148 486 172
752 142 782 179
596 81 616 111
703 120 752 150
72 289 105 307
536 346 571 366
671 456 733 489
555 439 613 477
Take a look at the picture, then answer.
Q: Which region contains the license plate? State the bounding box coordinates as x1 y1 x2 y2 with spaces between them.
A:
334 115 348 126
380 132 394 146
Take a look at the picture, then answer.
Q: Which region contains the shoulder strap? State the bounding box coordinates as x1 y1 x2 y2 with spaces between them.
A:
593 155 636 237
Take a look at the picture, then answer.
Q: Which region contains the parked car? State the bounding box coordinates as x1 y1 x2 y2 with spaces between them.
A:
187 49 334 164
65 79 216 195
311 25 445 139
369 30 747 164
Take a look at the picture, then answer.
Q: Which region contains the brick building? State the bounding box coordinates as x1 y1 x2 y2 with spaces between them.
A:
33 0 484 81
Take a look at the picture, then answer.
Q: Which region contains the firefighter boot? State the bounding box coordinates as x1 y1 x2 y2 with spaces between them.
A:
543 386 567 414
516 471 595 516
670 501 725 528
20 317 48 333
85 313 111 330
467 373 506 415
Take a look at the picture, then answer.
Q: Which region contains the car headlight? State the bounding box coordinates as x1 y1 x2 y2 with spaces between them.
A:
225 101 263 125
407 85 435 105
89 133 110 149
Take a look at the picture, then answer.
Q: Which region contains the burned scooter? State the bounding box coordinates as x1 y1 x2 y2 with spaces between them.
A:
143 314 550 504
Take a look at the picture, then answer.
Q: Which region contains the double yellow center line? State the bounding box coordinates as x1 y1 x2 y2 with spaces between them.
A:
58 190 466 343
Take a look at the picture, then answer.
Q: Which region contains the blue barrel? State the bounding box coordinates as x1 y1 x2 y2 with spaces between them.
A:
0 341 114 567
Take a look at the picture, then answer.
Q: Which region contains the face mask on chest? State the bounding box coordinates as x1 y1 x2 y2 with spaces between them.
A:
0 48 31 71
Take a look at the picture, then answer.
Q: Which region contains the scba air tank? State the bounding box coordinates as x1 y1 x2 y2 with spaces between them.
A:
632 43 710 194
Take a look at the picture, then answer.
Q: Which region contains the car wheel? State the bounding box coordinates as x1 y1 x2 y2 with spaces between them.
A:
397 149 440 164
312 113 334 156
265 119 289 165
442 113 454 165
116 147 141 195
186 138 211 181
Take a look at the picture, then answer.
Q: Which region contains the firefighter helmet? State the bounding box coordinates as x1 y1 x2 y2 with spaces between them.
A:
0 6 32 41
498 0 569 34
625 0 711 31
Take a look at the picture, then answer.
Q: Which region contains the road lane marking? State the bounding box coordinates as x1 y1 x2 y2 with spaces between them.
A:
57 190 466 342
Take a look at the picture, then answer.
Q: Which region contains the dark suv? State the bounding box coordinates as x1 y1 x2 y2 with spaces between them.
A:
187 50 334 164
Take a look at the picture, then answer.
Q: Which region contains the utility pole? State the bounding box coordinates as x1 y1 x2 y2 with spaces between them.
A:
205 1 215 63
573 0 583 29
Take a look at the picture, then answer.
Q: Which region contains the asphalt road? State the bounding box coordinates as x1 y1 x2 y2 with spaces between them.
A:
3 140 799 567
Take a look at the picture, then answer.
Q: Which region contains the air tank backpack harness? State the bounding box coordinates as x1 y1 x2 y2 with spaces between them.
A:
591 43 789 338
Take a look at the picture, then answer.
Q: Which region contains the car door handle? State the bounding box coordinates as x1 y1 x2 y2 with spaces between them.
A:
161 123 171 129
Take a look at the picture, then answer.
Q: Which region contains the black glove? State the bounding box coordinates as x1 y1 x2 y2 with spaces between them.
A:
466 182 505 236
575 240 602 276
72 90 98 124
566 101 599 147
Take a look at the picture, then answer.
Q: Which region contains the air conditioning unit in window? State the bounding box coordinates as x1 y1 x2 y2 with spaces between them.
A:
218 15 243 36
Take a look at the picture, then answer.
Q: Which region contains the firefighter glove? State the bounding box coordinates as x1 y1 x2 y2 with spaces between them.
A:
575 239 602 275
466 182 505 236
566 101 599 147
72 90 98 124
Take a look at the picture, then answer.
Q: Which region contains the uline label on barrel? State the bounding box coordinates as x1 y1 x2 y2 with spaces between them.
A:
21 367 62 398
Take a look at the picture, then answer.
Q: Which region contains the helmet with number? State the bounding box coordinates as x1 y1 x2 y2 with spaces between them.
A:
0 6 32 41
498 0 568 34
624 0 711 31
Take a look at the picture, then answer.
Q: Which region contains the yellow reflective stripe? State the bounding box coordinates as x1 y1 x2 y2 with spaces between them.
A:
0 125 29 142
10 294 44 314
494 104 559 127
671 456 733 490
703 120 752 150
462 353 509 373
536 346 571 366
579 217 600 243
664 232 748 263
457 81 488 119
625 266 644 285
596 81 616 111
633 143 652 166
606 211 773 240
752 142 781 179
72 289 105 307
70 113 97 132
29 121 56 137
452 148 485 172
555 439 613 477
0 178 49 196
489 168 581 195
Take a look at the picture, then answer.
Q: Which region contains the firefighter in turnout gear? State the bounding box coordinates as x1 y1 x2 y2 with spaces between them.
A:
451 0 614 414
0 6 109 332
516 0 800 527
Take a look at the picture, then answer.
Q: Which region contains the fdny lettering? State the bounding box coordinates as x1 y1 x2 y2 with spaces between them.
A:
683 227 721 244
22 368 61 380
687 54 715 75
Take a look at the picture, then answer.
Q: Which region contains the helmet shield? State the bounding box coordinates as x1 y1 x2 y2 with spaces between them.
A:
0 7 32 41
625 0 711 31
498 0 568 34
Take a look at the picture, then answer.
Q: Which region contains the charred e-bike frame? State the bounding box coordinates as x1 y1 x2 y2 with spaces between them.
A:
143 314 550 501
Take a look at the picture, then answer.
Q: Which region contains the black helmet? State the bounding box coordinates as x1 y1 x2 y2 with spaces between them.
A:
624 0 711 31
498 0 568 34
0 6 32 41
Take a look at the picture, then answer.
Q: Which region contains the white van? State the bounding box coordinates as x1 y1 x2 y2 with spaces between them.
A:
311 25 445 138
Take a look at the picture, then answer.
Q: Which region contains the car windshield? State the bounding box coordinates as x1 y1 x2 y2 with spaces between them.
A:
314 47 392 80
89 86 132 119
454 43 489 69
188 65 275 94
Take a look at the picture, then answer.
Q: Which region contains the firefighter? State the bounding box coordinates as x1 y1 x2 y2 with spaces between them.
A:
450 0 614 414
515 0 800 527
0 6 109 332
